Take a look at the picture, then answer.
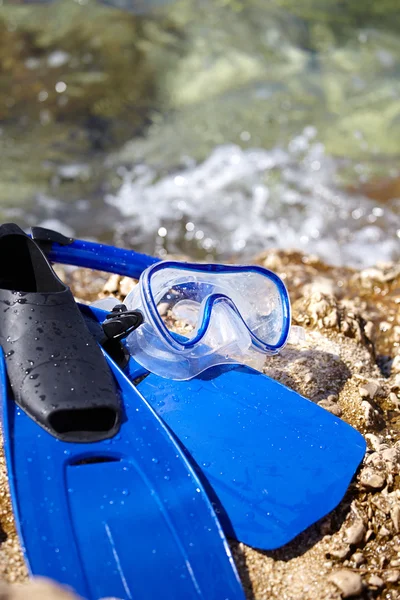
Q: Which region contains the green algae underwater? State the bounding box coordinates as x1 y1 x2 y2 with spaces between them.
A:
0 0 399 265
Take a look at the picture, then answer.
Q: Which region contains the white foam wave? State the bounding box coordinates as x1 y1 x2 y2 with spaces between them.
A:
105 131 400 268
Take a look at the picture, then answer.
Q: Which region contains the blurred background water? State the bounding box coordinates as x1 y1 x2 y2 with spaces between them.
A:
0 0 399 267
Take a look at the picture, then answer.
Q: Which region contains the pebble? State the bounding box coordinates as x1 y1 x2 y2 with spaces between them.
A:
393 373 400 390
365 434 382 452
328 570 363 598
359 381 380 399
384 570 400 583
157 302 169 317
391 354 400 375
361 400 377 427
327 394 338 402
364 529 374 542
0 578 81 598
329 545 351 560
304 373 314 383
368 574 384 588
381 447 400 470
390 505 400 532
364 321 374 340
359 467 386 490
119 277 136 298
389 392 399 406
103 274 121 294
317 399 342 417
344 520 365 545
378 525 390 537
351 552 365 566
390 559 400 567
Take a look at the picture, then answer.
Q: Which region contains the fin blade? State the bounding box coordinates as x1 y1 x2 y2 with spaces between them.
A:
138 365 366 550
1 348 244 599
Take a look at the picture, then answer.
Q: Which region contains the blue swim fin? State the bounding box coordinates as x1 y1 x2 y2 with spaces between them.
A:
137 362 366 550
0 348 245 600
30 228 367 550
84 305 366 551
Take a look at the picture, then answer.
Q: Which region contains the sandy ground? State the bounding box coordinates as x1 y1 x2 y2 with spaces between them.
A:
0 251 399 600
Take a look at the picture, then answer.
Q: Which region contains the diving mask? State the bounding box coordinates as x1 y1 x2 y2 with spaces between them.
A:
120 261 291 380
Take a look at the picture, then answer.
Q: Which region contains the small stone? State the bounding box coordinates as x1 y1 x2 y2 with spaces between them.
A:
157 302 169 317
378 525 390 537
327 394 338 402
360 467 386 490
393 373 400 390
103 274 121 294
361 400 377 427
328 570 363 598
364 529 374 542
365 434 382 452
53 265 66 281
368 574 384 588
364 321 374 340
359 381 380 399
324 309 339 328
384 570 400 583
0 578 81 599
352 552 365 566
329 545 351 560
119 277 136 298
344 520 365 545
390 559 400 567
392 354 400 375
390 504 400 532
318 399 342 417
389 392 399 406
304 373 314 383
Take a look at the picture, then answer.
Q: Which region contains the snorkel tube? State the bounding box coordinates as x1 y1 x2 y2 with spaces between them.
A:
31 227 159 279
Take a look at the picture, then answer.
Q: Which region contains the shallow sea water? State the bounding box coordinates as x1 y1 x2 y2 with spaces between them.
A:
0 0 399 267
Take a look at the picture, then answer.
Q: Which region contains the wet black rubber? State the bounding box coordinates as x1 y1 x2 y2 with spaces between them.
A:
0 223 121 442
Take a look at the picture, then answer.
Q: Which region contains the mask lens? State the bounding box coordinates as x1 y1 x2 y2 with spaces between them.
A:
150 268 207 341
147 265 288 349
230 272 285 347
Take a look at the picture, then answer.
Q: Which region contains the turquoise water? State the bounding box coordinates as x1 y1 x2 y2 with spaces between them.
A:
0 0 399 266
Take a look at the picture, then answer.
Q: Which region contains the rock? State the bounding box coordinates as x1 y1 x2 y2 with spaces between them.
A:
328 570 363 597
351 553 365 566
0 577 80 599
359 467 386 490
368 574 384 588
359 381 380 399
384 570 400 583
390 504 400 532
393 373 400 390
378 525 390 537
304 372 314 383
344 520 365 545
391 354 400 375
327 394 338 402
361 400 377 426
103 274 121 294
318 399 342 417
389 392 399 406
359 265 400 284
364 321 374 340
390 559 400 568
364 529 374 542
365 450 384 468
365 434 382 452
119 276 136 298
381 447 400 472
329 544 351 560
